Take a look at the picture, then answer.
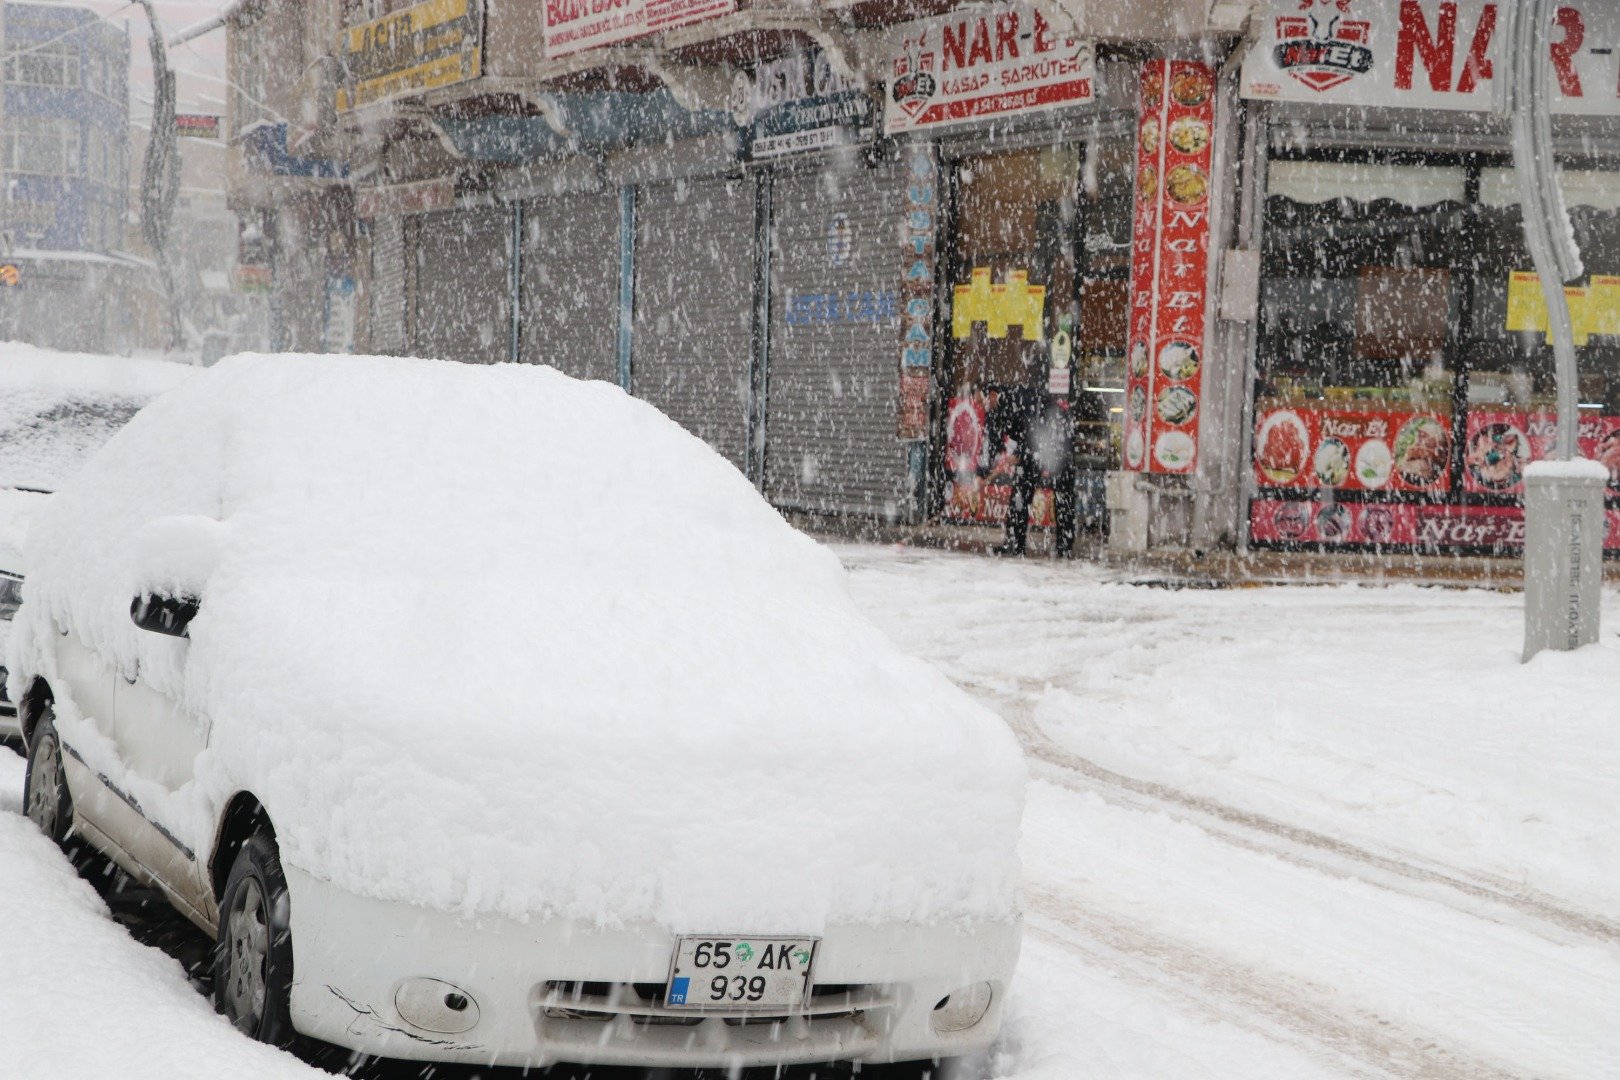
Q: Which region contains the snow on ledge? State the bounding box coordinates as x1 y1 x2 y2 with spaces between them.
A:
1524 458 1611 482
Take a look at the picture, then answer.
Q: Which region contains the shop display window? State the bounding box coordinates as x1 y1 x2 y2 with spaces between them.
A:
1252 150 1620 552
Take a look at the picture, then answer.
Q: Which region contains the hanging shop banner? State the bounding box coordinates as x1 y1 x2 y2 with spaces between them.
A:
1249 499 1620 551
898 143 938 440
1240 0 1620 115
1124 60 1217 476
543 0 734 58
884 4 1096 135
1253 406 1454 493
336 0 483 113
735 49 875 161
1462 411 1620 494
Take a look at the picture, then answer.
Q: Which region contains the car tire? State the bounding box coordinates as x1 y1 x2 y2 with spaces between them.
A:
214 829 297 1047
23 712 76 851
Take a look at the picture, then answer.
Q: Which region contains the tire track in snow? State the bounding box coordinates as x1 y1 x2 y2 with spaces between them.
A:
1021 886 1527 1080
973 680 1620 949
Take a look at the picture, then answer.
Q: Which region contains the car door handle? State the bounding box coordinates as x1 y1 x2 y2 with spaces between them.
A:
122 662 139 685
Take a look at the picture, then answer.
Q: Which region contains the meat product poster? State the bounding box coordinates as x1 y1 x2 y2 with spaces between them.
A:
1463 411 1620 494
1125 60 1216 475
1253 406 1453 493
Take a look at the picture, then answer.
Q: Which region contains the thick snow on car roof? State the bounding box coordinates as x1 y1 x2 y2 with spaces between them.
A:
11 353 1025 929
0 343 195 492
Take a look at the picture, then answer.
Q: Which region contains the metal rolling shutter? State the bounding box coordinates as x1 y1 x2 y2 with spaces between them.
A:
520 192 619 383
631 176 756 471
764 162 907 517
411 207 511 365
370 215 406 355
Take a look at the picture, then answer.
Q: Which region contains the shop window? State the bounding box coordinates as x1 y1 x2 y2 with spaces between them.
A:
1252 149 1620 552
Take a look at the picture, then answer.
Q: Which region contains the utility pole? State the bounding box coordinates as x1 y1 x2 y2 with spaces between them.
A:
136 0 181 348
1508 0 1605 660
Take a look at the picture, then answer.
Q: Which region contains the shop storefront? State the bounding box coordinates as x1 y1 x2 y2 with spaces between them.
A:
879 3 1138 543
731 44 917 517
1239 0 1620 555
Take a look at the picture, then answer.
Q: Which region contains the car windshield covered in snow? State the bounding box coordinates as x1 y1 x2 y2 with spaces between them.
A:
0 345 194 493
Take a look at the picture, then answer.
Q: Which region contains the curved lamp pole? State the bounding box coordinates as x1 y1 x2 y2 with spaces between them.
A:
136 0 181 349
1507 0 1604 660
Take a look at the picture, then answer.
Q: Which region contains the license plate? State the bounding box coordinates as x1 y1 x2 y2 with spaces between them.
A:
665 935 818 1011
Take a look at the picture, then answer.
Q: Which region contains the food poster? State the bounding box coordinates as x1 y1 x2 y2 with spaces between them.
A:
1463 412 1620 494
943 392 1061 526
1250 499 1620 552
1125 60 1216 475
1253 407 1453 493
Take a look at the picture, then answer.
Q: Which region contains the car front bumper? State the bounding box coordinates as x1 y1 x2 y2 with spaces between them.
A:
282 865 1020 1069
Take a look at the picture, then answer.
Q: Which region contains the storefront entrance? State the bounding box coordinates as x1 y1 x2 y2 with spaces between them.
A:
938 142 1126 545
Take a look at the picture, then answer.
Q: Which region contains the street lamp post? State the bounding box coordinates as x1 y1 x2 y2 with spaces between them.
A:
1508 0 1605 660
136 0 181 349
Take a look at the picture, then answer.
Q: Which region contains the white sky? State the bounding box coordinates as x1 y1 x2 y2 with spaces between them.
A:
20 1 236 119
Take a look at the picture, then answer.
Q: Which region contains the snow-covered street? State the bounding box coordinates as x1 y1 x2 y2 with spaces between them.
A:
3 544 1617 1078
840 544 1620 1080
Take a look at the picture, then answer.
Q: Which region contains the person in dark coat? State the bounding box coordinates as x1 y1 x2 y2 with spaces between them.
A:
986 379 1075 557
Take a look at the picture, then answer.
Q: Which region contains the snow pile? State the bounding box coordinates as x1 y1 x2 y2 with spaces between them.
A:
0 342 195 491
10 353 1025 929
0 775 322 1079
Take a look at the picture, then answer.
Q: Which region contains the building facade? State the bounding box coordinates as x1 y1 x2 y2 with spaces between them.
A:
0 1 153 351
203 0 1620 558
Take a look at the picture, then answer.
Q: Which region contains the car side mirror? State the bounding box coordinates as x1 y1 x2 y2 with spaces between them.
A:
130 593 198 638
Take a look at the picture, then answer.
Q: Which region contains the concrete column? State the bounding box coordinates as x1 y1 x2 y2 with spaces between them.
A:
1522 462 1607 661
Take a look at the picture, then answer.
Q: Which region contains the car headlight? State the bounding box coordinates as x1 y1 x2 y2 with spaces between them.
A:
930 981 994 1033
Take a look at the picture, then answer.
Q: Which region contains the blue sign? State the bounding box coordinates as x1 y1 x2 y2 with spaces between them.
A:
785 289 899 327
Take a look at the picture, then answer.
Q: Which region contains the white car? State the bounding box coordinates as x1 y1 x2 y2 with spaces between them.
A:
0 345 194 741
10 353 1026 1072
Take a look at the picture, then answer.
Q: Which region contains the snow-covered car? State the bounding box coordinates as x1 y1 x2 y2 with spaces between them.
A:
0 569 20 733
0 345 194 742
10 353 1026 1071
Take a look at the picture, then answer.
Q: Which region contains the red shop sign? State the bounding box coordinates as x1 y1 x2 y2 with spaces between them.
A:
1250 498 1620 551
1123 60 1217 475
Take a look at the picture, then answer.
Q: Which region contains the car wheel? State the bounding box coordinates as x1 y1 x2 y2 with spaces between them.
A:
23 712 75 850
214 830 296 1046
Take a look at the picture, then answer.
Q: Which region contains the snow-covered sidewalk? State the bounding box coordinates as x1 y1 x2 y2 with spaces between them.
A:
2 545 1615 1078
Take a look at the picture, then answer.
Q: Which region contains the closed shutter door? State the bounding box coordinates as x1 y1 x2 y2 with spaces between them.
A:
520 192 618 383
411 207 511 364
764 162 907 517
631 176 755 471
370 215 406 355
